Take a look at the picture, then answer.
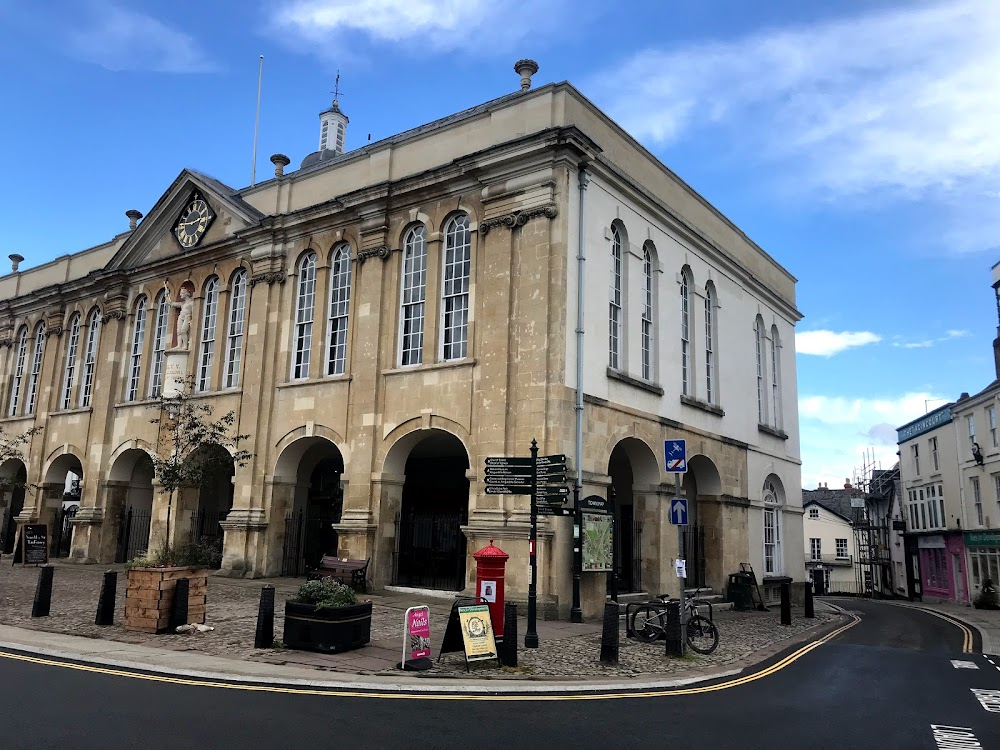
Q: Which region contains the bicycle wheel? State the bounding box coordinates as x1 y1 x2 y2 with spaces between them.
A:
630 605 664 643
686 614 719 654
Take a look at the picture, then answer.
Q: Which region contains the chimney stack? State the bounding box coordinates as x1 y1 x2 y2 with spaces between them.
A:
126 209 143 231
844 479 853 491
514 59 539 90
271 154 291 177
8 254 23 273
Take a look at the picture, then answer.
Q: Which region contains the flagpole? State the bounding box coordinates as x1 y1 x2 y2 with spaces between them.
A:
251 55 264 186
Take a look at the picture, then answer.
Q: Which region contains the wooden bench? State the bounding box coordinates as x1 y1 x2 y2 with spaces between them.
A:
307 556 370 593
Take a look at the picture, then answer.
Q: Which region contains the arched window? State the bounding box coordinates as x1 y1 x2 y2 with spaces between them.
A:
197 277 219 391
705 282 717 404
763 477 783 575
755 316 767 424
148 291 169 398
24 322 46 414
79 309 100 408
326 245 351 375
680 267 692 396
609 226 623 369
399 226 427 366
126 296 147 402
61 313 81 410
442 215 471 361
292 252 317 380
770 324 782 430
641 246 653 380
224 269 247 389
7 327 28 417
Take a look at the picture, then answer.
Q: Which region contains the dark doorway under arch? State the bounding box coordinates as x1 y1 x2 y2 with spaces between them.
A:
1 461 27 554
187 443 236 567
278 440 345 577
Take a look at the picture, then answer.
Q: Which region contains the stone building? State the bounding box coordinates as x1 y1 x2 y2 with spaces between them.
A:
0 62 804 616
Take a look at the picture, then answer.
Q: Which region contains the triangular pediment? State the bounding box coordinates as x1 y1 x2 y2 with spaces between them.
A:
106 169 264 271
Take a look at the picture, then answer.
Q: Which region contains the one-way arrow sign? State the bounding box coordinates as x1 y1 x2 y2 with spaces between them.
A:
669 497 688 525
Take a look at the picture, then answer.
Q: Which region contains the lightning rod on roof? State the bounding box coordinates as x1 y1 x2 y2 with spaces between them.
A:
251 55 264 187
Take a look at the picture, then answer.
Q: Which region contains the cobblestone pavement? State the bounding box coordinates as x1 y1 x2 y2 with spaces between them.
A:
0 563 837 679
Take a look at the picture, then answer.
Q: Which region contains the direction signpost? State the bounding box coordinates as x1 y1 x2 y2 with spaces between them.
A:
483 442 566 649
665 439 688 655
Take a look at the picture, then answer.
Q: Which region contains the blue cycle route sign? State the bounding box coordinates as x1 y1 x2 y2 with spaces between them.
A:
669 497 688 525
665 439 687 473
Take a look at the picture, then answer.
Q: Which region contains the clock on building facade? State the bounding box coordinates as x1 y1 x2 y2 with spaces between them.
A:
173 196 215 249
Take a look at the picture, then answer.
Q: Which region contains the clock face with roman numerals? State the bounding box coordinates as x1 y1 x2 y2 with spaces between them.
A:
174 197 214 249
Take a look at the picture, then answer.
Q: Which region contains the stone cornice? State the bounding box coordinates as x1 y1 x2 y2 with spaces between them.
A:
479 205 558 235
249 271 285 287
356 245 391 264
101 309 127 324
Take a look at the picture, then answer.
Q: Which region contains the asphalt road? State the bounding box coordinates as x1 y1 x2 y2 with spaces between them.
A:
2 600 998 749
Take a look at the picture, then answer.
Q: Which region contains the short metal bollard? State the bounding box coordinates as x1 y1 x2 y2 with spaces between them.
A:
599 602 619 665
168 577 190 631
95 570 117 626
665 600 684 656
500 602 518 667
804 580 814 619
254 585 275 649
31 565 55 618
780 581 792 626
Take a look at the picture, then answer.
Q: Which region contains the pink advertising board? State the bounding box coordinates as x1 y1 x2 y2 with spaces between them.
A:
405 606 431 662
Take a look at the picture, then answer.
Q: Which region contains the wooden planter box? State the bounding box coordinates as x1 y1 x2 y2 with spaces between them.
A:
283 600 372 653
125 566 208 634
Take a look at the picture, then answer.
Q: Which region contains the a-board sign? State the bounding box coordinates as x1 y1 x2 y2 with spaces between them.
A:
402 606 431 664
458 604 499 664
13 524 48 565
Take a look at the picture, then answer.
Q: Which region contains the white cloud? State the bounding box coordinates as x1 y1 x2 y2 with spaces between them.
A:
795 330 881 357
66 4 215 73
892 329 971 349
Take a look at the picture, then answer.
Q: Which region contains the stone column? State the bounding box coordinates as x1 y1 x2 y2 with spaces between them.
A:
260 477 297 577
70 479 129 563
367 473 404 589
218 462 267 577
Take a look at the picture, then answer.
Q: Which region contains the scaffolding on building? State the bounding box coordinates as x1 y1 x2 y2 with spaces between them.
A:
849 448 898 598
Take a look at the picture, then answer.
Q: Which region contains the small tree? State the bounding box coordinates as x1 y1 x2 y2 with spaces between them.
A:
150 381 252 558
0 424 42 491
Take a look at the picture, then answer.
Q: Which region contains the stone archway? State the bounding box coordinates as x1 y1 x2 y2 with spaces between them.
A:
608 437 660 594
0 459 27 554
683 454 723 589
383 429 470 592
272 437 345 576
108 448 154 563
42 452 85 558
173 443 235 567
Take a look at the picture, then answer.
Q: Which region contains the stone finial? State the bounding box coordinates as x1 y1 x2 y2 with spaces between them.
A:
271 154 291 177
126 209 143 231
8 254 23 273
514 59 539 90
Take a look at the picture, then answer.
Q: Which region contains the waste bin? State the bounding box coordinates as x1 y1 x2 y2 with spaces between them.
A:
728 572 754 611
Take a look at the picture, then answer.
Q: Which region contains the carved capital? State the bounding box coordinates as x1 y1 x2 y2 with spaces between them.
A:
479 205 558 235
0 338 12 349
101 309 127 324
356 245 391 264
249 271 286 287
45 325 64 338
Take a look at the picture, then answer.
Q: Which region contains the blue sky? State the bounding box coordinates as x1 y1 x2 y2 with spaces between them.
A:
1 0 998 490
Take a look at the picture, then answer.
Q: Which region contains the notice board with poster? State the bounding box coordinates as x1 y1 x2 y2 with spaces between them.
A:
458 603 499 668
13 524 48 565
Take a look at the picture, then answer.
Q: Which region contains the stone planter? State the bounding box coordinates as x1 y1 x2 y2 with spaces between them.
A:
125 566 208 634
283 600 373 653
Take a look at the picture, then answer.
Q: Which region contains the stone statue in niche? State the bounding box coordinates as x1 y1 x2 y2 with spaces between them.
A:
166 281 195 351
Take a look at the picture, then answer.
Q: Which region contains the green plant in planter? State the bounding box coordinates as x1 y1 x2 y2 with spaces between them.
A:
124 541 222 570
294 578 358 610
975 578 1000 610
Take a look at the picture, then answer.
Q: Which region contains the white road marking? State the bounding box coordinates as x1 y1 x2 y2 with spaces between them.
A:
972 688 1000 713
931 724 983 749
952 660 980 669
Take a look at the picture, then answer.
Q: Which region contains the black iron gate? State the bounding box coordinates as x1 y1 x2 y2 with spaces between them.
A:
393 512 466 591
115 506 152 563
683 524 706 588
612 516 643 593
51 506 77 558
189 510 226 568
280 509 340 577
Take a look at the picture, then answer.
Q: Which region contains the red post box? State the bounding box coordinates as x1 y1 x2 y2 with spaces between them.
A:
473 538 509 639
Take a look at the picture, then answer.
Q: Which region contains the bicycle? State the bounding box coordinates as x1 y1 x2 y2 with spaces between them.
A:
629 588 720 654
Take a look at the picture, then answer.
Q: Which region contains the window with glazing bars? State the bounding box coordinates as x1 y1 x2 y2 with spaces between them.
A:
24 323 46 414
61 314 81 410
127 298 147 401
400 227 427 366
225 270 247 388
755 319 766 423
148 292 169 398
442 217 470 361
327 246 351 375
292 253 317 379
770 326 781 429
7 328 27 416
704 284 714 401
197 278 219 391
609 227 622 369
641 248 653 380
79 310 100 408
681 271 691 395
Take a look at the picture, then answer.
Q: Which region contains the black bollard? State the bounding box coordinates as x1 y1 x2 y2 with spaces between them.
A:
599 602 619 665
804 580 814 619
95 570 117 626
168 577 190 631
254 585 275 649
780 581 792 626
500 602 518 667
31 565 54 618
665 600 684 657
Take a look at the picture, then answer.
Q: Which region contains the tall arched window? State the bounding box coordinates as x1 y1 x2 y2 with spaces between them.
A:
224 269 247 389
148 291 169 398
79 309 100 408
640 246 654 380
763 477 783 575
24 322 46 415
197 277 219 391
442 215 471 361
705 282 717 404
609 226 623 369
770 324 782 430
61 313 81 410
399 226 427 366
126 296 148 402
680 268 692 396
292 252 317 380
7 327 28 417
755 316 767 424
326 245 351 375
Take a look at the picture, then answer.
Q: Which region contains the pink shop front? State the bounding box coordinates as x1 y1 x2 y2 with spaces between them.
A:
917 533 969 605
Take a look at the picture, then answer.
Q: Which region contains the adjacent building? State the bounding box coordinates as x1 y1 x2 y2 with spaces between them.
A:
802 484 857 594
0 61 805 617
